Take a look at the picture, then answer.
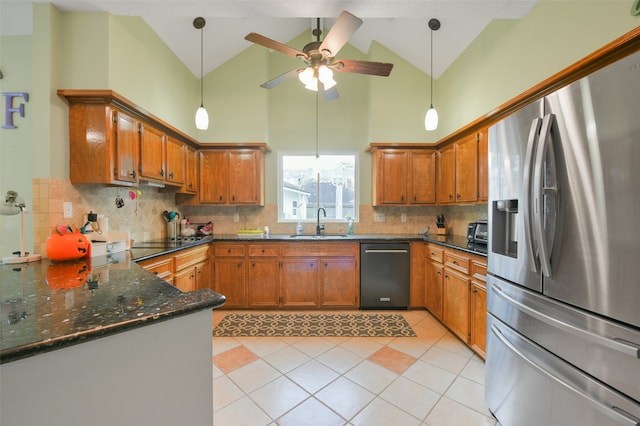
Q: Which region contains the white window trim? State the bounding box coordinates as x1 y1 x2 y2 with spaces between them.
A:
277 150 359 223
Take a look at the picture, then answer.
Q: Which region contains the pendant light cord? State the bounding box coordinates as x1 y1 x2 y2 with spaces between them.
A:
429 25 433 107
315 91 319 158
200 26 204 107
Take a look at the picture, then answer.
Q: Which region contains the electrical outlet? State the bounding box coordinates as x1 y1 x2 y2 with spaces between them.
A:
401 213 407 223
63 202 73 219
233 212 240 222
373 212 386 223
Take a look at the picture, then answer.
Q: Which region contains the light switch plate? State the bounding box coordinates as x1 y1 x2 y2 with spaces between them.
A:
401 213 407 223
63 202 73 219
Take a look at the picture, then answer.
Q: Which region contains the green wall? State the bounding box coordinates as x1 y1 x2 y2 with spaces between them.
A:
436 1 639 137
0 1 637 256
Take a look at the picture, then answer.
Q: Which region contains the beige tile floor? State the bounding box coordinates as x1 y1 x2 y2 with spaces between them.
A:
212 309 497 426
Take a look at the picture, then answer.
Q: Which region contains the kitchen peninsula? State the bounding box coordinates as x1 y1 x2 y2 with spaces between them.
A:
0 251 225 426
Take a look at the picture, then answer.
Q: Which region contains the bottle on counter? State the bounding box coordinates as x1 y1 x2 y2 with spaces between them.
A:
264 226 270 237
347 218 354 235
296 222 303 235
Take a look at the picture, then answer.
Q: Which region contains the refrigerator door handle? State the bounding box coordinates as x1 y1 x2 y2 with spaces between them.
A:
522 117 543 273
490 323 640 426
492 282 640 358
533 113 559 277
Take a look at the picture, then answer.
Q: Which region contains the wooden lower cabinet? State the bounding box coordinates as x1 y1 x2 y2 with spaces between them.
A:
443 268 471 343
280 259 318 307
319 258 359 307
214 241 359 309
424 243 487 358
137 243 211 292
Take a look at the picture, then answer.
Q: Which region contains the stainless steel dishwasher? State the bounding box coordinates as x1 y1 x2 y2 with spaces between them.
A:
360 242 410 309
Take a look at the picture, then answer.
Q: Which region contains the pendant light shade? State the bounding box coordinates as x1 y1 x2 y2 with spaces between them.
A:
425 18 440 131
194 17 209 130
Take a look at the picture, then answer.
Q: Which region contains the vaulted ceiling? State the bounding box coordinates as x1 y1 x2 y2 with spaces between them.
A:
2 0 537 79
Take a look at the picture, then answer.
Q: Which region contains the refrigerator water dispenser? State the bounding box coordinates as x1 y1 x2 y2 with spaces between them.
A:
492 199 518 258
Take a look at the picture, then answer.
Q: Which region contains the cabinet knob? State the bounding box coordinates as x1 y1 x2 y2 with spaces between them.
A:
129 170 137 179
261 249 265 253
453 260 458 265
169 172 174 179
227 249 231 253
160 169 164 177
456 193 461 199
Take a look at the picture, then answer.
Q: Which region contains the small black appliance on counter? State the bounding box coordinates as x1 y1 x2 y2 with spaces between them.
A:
467 220 488 244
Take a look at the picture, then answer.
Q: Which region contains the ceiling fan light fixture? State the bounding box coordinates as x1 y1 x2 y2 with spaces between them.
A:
318 65 337 89
425 18 440 132
194 17 209 130
298 67 315 86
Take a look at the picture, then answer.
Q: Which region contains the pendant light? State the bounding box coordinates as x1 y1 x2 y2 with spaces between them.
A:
425 18 440 131
194 17 209 130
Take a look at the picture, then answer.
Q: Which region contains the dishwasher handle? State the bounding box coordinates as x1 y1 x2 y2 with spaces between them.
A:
364 249 409 254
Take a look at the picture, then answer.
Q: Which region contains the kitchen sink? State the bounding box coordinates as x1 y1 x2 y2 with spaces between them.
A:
289 234 349 239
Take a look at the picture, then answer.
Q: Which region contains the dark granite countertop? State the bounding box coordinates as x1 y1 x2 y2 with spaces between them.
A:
0 251 225 364
422 234 488 257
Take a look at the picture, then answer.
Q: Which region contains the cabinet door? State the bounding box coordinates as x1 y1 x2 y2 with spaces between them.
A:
470 280 487 358
409 150 436 204
443 268 470 342
425 260 444 320
165 137 186 185
374 150 408 205
214 258 246 307
113 110 139 184
455 133 478 203
228 150 262 205
247 259 280 307
280 259 318 307
199 150 227 203
139 123 166 182
436 145 455 204
174 267 196 292
477 128 488 202
183 146 198 194
319 258 358 307
195 259 212 291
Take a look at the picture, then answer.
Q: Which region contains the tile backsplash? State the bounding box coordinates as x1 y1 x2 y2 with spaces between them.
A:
33 179 488 257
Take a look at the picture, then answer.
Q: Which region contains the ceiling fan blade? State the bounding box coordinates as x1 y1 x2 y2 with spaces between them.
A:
334 59 394 77
245 32 307 59
318 10 362 57
260 68 303 89
321 84 339 101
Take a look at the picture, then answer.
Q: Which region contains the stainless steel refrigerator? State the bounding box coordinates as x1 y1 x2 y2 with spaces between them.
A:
486 50 640 425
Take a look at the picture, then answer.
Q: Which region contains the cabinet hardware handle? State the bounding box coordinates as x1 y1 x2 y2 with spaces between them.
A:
437 271 441 275
261 249 265 253
160 169 164 177
169 172 174 179
129 170 137 178
457 193 461 199
252 263 255 267
453 260 458 265
219 195 223 201
449 194 453 200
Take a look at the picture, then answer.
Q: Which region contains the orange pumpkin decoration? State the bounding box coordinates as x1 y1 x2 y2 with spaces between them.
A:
45 232 90 261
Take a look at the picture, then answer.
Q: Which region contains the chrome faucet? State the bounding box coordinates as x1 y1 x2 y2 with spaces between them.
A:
316 207 326 235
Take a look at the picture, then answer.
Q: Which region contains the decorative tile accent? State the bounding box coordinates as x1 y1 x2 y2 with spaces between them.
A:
368 346 417 374
213 345 259 374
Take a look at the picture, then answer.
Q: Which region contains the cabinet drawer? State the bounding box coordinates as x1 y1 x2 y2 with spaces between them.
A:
444 251 470 274
427 245 444 263
281 243 357 258
214 244 246 257
248 244 280 257
175 245 209 271
471 260 487 282
139 256 174 278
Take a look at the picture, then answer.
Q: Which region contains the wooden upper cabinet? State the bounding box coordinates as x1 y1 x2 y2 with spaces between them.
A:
371 146 436 206
199 150 226 204
477 128 489 202
436 144 455 204
66 103 140 186
409 150 436 204
374 149 408 205
199 148 265 206
229 149 263 205
180 145 198 194
455 133 479 203
139 123 166 183
59 90 199 188
165 136 186 185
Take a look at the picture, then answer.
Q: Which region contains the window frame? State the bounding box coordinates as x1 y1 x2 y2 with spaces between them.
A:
277 150 359 224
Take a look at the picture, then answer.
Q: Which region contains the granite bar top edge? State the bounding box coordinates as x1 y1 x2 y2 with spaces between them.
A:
1 254 226 365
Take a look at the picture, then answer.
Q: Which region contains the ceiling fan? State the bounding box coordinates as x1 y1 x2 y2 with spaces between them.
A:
245 10 394 101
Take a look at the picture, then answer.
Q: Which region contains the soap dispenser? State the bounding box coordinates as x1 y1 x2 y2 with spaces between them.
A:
296 222 303 235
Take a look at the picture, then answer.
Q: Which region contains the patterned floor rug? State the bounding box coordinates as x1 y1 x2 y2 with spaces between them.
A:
213 312 416 337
